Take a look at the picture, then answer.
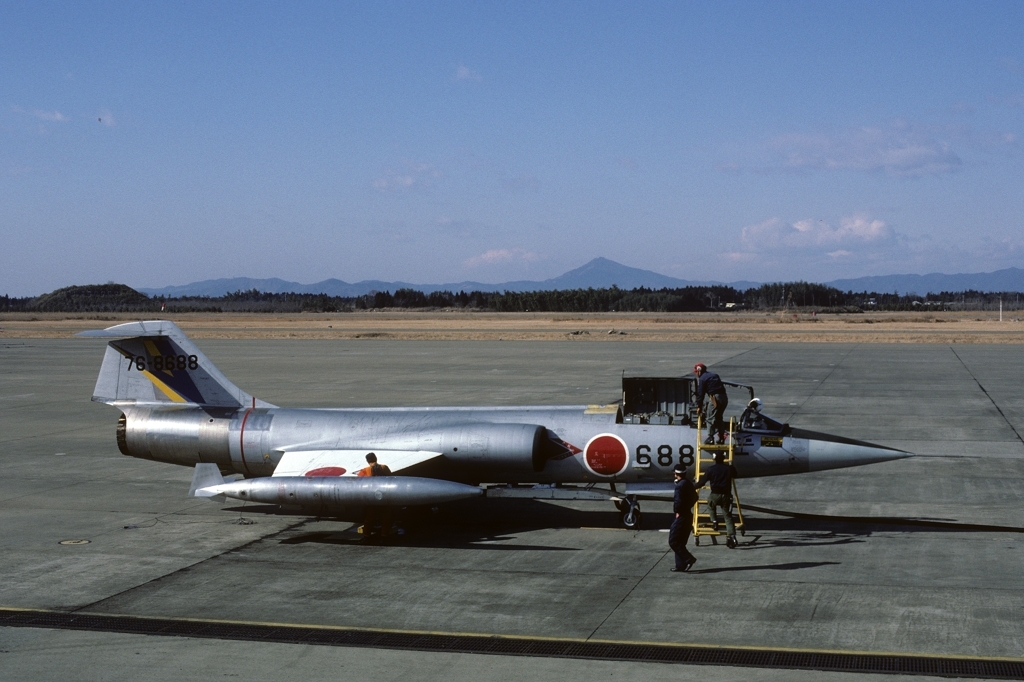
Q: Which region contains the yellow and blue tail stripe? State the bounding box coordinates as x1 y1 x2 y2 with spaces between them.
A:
110 337 208 405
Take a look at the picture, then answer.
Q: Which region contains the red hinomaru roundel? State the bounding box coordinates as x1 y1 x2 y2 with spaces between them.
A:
583 433 628 477
304 467 346 476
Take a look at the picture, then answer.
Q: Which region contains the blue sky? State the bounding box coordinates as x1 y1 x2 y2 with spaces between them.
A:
2 1 1023 296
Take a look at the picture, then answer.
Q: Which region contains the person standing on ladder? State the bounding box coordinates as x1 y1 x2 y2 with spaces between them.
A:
694 363 728 444
696 451 739 548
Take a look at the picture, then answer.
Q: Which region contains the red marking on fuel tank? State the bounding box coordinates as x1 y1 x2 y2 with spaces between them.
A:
305 467 346 477
584 434 628 476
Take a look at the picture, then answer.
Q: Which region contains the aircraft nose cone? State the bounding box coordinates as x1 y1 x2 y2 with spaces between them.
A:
790 428 912 472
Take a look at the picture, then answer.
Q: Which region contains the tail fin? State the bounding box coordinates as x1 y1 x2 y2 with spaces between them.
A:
77 320 276 409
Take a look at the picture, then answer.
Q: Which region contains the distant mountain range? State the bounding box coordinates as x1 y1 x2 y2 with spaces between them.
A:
138 258 760 298
827 269 1024 295
137 258 1024 298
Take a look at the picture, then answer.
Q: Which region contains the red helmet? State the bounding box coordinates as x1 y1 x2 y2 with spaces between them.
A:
694 363 706 373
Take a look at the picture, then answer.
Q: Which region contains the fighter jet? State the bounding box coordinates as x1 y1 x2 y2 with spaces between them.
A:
80 320 910 528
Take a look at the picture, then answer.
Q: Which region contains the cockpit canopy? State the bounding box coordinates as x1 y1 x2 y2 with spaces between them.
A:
738 407 788 435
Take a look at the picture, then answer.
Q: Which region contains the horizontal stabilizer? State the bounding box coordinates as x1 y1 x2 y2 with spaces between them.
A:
78 320 192 338
189 463 226 498
272 450 443 477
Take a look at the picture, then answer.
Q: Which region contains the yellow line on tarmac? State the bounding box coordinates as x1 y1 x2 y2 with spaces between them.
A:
2 606 1022 664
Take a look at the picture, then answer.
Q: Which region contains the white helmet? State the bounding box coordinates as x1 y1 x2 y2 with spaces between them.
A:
747 398 762 410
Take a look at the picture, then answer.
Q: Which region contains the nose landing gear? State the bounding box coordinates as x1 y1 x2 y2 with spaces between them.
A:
619 495 642 529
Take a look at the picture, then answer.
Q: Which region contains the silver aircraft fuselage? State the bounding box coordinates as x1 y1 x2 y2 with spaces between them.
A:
116 403 902 483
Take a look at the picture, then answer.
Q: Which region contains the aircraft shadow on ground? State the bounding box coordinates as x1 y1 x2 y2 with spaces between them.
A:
226 498 671 548
220 498 1024 550
279 530 578 551
744 513 1024 536
690 561 842 575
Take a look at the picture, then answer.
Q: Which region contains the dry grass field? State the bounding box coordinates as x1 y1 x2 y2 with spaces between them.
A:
3 310 1024 343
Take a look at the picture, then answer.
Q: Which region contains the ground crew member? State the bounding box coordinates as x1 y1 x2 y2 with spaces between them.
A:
694 363 729 444
358 452 394 539
357 451 391 478
669 465 698 572
696 451 739 548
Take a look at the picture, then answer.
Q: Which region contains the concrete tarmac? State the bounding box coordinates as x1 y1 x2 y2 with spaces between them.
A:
2 337 1023 680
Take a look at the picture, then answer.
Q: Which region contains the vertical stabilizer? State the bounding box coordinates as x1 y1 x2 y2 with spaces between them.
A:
77 320 275 409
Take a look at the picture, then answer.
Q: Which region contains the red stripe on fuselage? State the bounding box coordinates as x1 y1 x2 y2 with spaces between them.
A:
239 408 253 475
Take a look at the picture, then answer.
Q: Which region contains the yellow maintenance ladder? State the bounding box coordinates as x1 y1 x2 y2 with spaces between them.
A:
692 415 746 545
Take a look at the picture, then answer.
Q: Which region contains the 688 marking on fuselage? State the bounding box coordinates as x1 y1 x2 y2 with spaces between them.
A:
582 432 695 477
633 443 695 470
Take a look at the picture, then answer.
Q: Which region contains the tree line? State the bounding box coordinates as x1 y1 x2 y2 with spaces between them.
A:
3 283 1024 314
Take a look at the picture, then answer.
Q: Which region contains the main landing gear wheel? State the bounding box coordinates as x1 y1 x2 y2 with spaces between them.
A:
621 497 642 529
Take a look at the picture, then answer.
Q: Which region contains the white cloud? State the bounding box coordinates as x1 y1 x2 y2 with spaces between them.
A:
33 109 68 122
12 106 68 122
372 160 441 191
717 220 1024 284
464 248 539 268
455 65 482 82
741 216 894 252
739 122 963 176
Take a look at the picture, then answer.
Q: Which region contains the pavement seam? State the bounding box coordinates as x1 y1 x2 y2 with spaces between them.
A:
950 346 1024 446
69 517 313 614
8 608 1024 676
794 346 856 415
584 544 670 641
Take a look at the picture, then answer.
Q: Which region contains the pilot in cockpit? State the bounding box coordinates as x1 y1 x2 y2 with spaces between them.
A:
740 397 766 431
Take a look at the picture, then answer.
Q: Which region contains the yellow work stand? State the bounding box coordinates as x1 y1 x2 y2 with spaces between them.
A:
692 415 746 545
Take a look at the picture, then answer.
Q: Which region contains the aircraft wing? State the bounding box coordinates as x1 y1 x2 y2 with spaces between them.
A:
272 450 443 477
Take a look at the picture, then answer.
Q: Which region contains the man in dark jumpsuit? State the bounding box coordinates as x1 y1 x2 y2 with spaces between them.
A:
696 451 739 548
669 465 698 572
694 363 729 444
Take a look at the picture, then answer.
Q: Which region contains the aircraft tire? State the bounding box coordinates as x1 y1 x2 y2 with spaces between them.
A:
621 507 642 530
